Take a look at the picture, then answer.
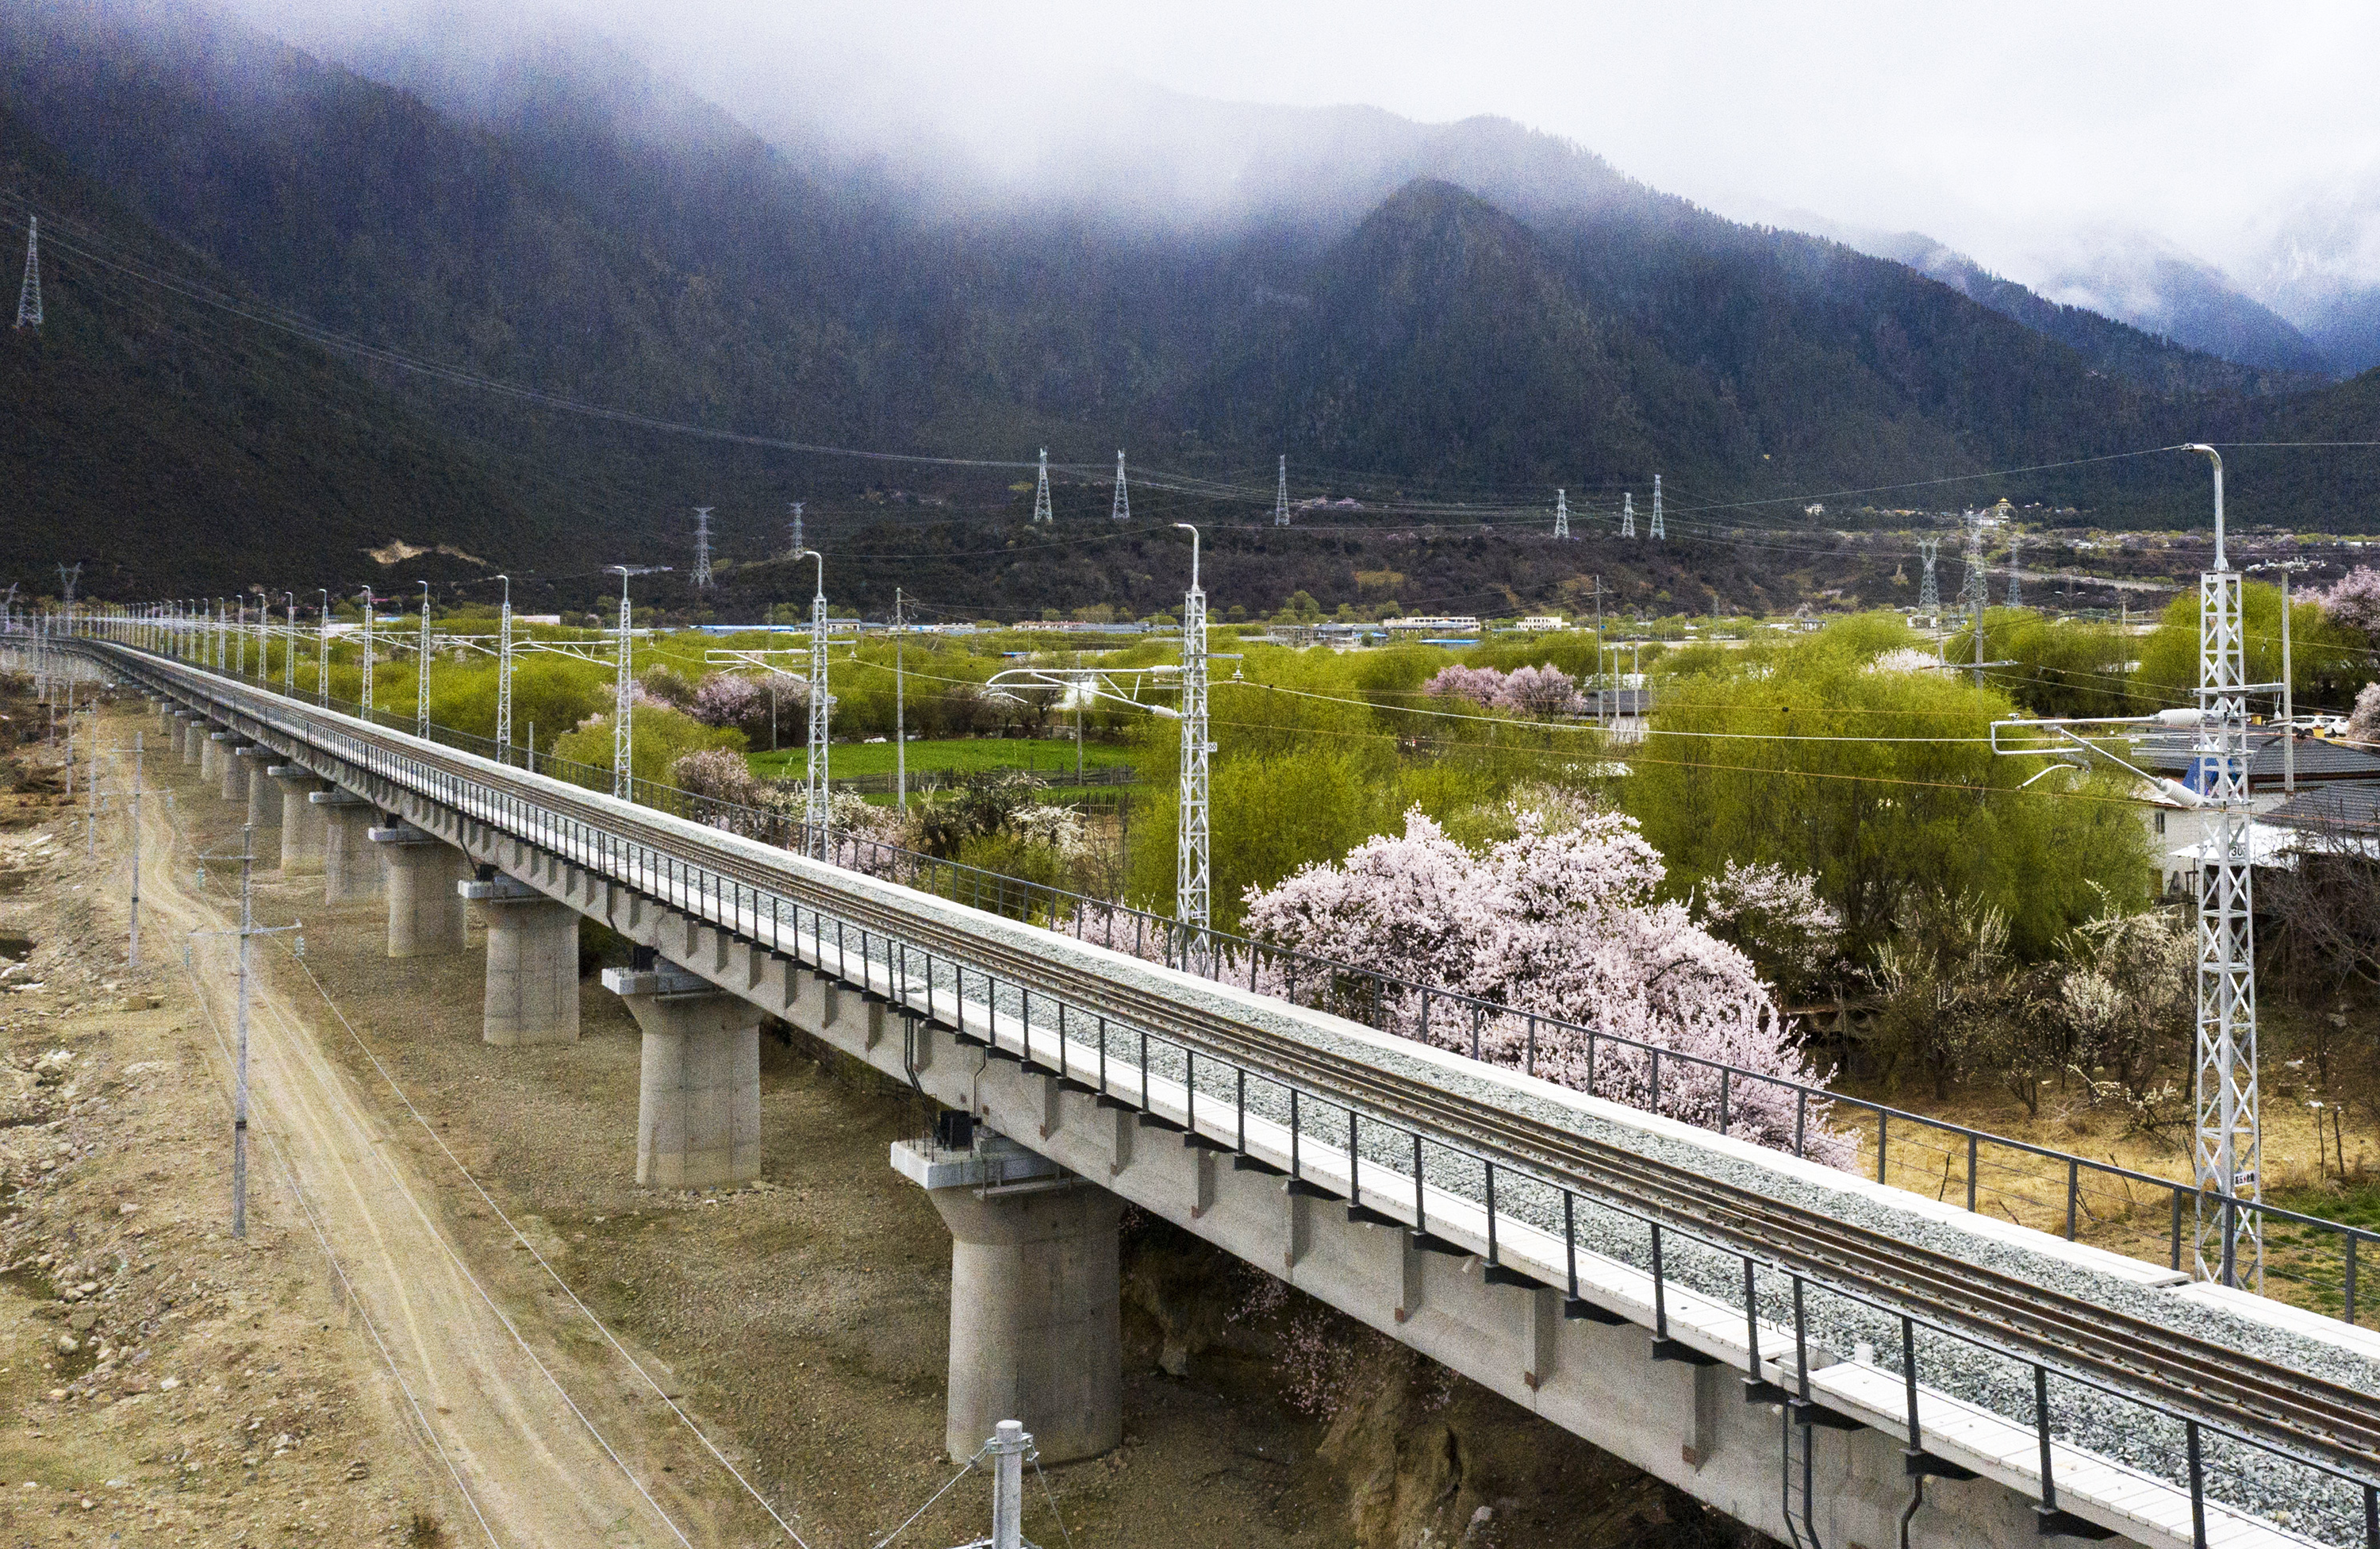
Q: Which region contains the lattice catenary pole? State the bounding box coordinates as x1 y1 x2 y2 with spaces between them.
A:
415 582 432 737
1174 525 1211 949
359 589 375 717
494 575 513 759
2186 444 2261 1289
802 550 830 857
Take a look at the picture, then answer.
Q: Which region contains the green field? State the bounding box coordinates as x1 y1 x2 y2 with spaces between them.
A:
748 736 1136 782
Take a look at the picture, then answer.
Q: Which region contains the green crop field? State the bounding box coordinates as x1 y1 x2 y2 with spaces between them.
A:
747 736 1137 782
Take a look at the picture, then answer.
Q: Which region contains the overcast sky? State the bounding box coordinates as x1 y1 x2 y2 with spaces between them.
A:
243 0 2380 289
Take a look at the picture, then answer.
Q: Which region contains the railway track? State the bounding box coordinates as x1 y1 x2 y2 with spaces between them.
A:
107 642 2380 1500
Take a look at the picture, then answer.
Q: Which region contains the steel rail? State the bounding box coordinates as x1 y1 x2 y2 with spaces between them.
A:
99 641 2380 1494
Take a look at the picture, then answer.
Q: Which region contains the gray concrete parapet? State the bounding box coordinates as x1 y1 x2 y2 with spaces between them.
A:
462 875 580 1045
603 963 760 1188
893 1132 1122 1466
311 790 382 904
370 823 470 957
270 767 327 874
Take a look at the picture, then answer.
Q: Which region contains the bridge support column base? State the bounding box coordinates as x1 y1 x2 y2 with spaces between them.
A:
606 968 759 1188
215 738 250 805
468 881 579 1045
893 1135 1123 1466
271 769 326 874
313 794 382 905
373 826 470 957
198 730 224 782
239 749 278 832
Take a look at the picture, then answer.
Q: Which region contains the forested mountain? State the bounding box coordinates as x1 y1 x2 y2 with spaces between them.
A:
2 0 2378 609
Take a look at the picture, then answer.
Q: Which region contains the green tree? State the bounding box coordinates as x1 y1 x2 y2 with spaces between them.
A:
1626 614 2151 962
2135 581 2370 712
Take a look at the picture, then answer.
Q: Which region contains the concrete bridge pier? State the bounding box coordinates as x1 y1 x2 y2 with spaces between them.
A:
602 957 759 1189
271 767 327 874
370 823 470 957
311 790 382 904
237 748 278 831
892 1131 1123 1466
213 736 250 805
461 874 579 1045
178 715 204 768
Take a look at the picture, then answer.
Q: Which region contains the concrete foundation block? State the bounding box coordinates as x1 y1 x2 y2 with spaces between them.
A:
371 825 470 957
312 792 382 904
900 1144 1123 1466
464 878 580 1045
271 768 327 874
605 967 760 1188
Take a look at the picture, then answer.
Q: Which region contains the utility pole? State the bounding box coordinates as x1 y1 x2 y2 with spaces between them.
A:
1111 452 1130 521
359 589 376 718
787 501 804 559
1174 525 1211 951
316 590 331 707
282 593 296 694
1273 455 1290 527
987 1420 1030 1549
1650 474 1664 540
1031 449 1054 525
1553 489 1569 541
605 566 667 800
2185 444 2262 1290
14 215 40 330
495 575 513 761
893 586 908 808
798 549 830 856
1917 538 1940 618
127 733 142 965
1622 493 1636 540
415 582 432 738
692 506 714 593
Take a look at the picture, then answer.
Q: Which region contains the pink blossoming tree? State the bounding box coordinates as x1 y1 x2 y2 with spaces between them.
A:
1241 808 1848 1163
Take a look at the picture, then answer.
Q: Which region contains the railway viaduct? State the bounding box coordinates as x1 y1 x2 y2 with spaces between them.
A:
70 629 2380 1549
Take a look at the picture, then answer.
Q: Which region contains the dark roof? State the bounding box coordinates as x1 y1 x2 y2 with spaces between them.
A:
2265 781 2380 835
2132 731 2380 788
1580 688 1653 715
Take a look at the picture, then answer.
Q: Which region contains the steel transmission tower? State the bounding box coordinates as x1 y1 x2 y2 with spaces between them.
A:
1917 539 1940 614
1622 493 1636 539
1111 452 1130 521
14 216 40 330
1553 489 1569 540
1650 474 1664 539
1031 449 1054 524
2186 445 2262 1288
691 507 714 592
2006 532 2023 609
787 502 804 559
1273 456 1290 527
54 563 79 605
800 549 831 858
1960 515 1987 617
1174 525 1211 949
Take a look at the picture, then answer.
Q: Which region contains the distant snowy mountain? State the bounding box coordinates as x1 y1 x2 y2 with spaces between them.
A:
2243 170 2380 375
2029 229 2336 379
